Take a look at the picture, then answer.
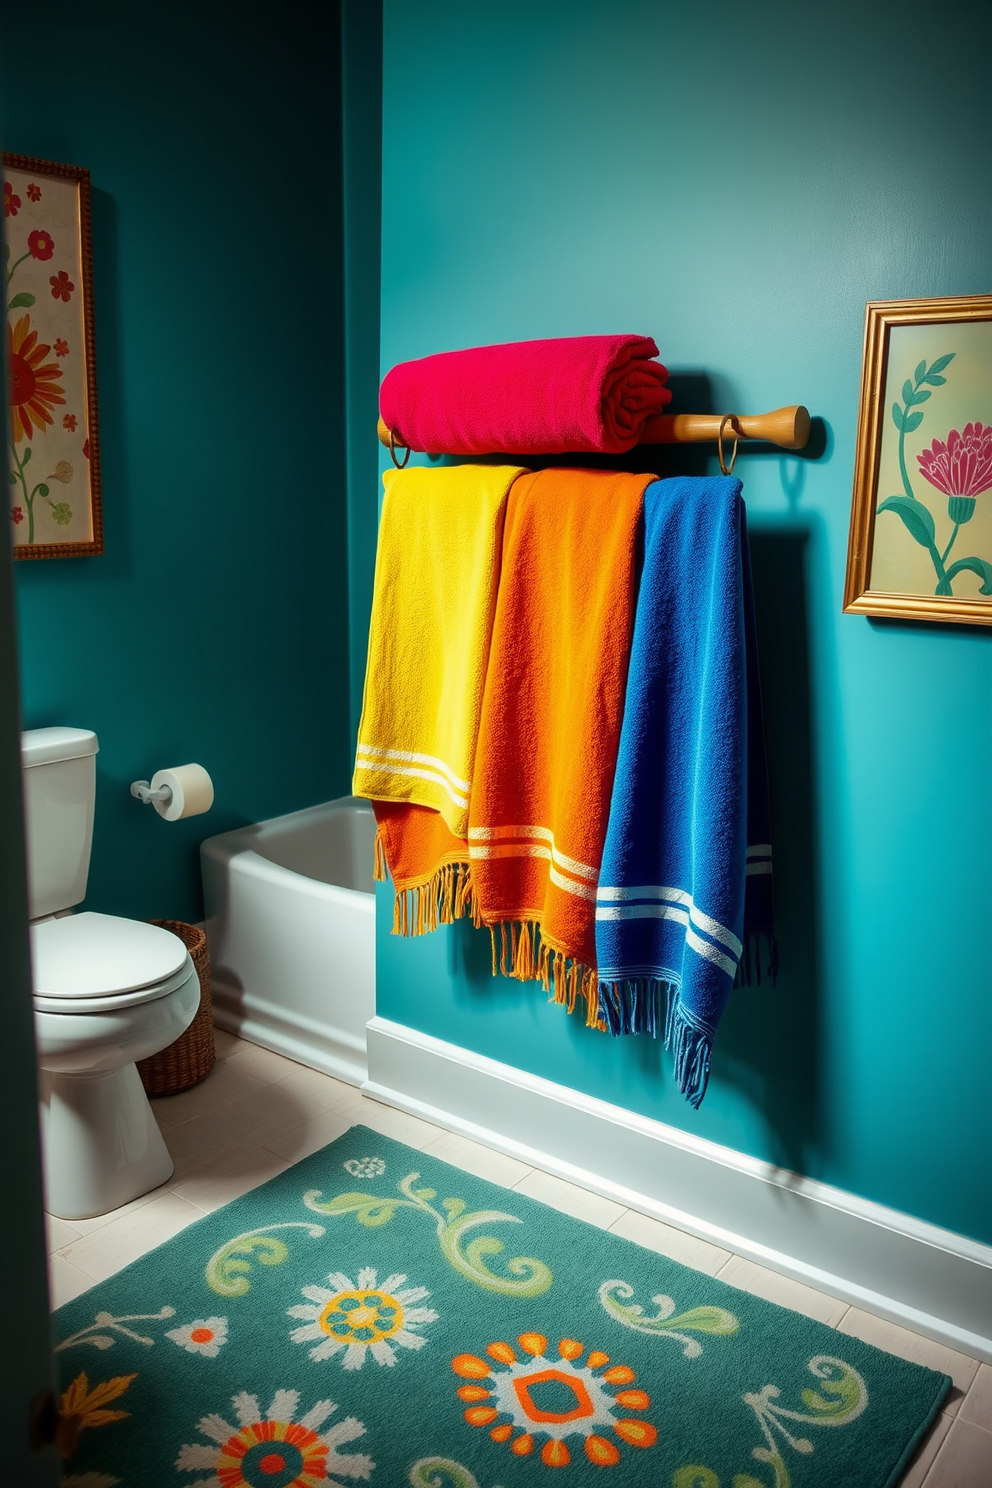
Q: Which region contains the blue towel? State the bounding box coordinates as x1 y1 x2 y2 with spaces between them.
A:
595 476 774 1107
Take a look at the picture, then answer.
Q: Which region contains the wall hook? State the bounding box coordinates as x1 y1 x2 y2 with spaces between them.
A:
388 425 411 469
717 415 741 476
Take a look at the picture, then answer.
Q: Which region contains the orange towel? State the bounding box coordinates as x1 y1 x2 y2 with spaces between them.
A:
372 799 478 935
467 467 655 1025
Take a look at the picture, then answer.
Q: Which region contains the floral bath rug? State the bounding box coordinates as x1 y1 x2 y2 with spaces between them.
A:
53 1124 948 1487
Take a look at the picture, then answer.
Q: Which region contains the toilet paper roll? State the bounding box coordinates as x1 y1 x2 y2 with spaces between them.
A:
149 764 214 822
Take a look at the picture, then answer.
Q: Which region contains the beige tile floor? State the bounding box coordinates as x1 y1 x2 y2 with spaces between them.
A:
47 1029 992 1487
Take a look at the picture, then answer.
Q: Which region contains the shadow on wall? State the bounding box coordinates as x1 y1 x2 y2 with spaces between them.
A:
712 523 825 1180
443 518 827 1182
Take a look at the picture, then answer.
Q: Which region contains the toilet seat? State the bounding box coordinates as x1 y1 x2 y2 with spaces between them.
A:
31 912 195 1015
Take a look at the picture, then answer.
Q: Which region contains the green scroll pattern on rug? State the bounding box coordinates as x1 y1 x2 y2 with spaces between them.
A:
409 1460 488 1488
673 1355 869 1488
55 1306 177 1354
303 1169 553 1298
599 1279 740 1357
205 1222 326 1297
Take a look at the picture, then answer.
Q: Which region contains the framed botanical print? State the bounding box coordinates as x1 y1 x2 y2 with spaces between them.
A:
4 152 102 558
844 295 992 625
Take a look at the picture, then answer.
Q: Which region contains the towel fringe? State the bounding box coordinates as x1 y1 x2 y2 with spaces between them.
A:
482 919 603 1029
734 930 778 989
598 975 713 1107
390 861 477 939
513 919 536 981
455 866 482 926
373 827 388 883
670 1009 713 1109
598 976 675 1040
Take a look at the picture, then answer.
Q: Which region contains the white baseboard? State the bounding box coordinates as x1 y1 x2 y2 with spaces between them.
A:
364 1016 992 1361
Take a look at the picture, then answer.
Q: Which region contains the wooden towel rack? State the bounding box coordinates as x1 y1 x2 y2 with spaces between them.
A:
377 404 811 474
638 406 810 449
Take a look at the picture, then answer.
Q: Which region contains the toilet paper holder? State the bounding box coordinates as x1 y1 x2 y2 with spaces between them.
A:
130 779 171 805
130 763 214 822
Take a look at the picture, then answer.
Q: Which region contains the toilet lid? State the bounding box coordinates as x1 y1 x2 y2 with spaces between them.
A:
34 958 195 1015
32 912 191 1000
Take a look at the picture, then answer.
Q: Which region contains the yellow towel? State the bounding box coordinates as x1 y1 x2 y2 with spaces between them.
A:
353 461 527 849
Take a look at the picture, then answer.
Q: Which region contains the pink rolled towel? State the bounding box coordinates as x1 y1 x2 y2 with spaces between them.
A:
379 334 672 455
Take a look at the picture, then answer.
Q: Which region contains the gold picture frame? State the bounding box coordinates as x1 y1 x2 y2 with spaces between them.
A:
4 152 102 559
844 295 992 626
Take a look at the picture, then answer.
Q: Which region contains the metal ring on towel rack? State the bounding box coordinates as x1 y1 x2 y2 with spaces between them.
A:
717 415 740 476
388 426 411 469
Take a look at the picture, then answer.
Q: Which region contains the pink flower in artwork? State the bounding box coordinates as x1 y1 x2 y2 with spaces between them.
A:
27 183 42 202
54 338 69 357
917 422 992 498
11 506 24 524
49 270 75 302
28 229 55 261
4 181 21 217
63 413 78 431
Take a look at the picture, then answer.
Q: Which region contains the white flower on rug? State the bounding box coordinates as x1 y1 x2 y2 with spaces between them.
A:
343 1156 386 1179
288 1266 439 1370
165 1317 229 1357
174 1388 373 1485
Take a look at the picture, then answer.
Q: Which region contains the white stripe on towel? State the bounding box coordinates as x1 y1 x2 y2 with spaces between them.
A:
596 884 742 960
356 744 470 793
549 864 597 902
468 837 598 901
595 900 739 979
595 903 690 927
597 884 690 903
355 757 468 811
469 825 597 881
685 927 739 980
469 842 551 863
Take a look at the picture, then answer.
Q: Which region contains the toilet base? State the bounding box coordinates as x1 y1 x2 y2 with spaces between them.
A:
40 1063 175 1220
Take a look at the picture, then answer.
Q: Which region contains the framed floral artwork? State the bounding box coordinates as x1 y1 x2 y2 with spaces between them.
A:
4 152 102 558
844 295 992 626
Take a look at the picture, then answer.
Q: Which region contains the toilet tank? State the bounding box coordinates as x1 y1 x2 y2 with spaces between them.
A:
20 727 99 920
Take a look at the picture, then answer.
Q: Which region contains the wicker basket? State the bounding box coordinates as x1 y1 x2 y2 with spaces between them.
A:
137 920 216 1097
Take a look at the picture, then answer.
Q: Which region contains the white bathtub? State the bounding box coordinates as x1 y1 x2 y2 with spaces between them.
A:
200 796 376 1085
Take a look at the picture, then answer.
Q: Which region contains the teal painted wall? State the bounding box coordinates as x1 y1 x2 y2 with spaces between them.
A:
2 1 351 925
376 0 992 1243
342 0 383 746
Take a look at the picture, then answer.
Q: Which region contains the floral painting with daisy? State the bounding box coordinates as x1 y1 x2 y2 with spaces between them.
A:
4 154 100 555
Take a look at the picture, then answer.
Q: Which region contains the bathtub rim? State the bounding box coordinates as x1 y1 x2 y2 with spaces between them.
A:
200 794 376 900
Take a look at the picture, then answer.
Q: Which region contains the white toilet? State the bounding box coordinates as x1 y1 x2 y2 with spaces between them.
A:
22 726 201 1220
